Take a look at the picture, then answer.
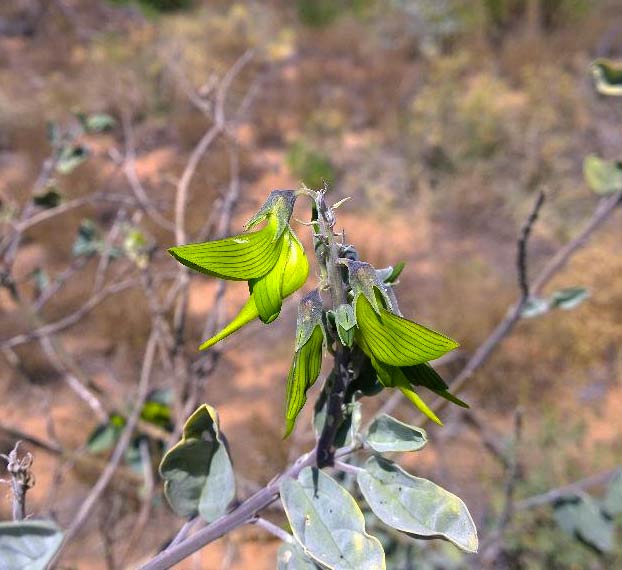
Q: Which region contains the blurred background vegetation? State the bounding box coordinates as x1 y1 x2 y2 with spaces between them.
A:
1 0 621 568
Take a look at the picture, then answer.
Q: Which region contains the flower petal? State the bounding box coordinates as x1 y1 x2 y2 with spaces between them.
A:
198 296 259 351
249 234 288 323
356 294 459 367
169 214 280 281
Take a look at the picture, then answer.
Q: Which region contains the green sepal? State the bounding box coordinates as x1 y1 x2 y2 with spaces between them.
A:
245 190 297 241
169 214 281 281
284 326 324 438
294 290 325 352
345 260 392 314
355 293 459 367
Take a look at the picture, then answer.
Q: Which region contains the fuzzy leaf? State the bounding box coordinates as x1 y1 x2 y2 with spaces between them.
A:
0 520 63 570
357 456 478 553
169 214 281 281
280 467 386 570
365 414 428 453
335 303 356 347
356 294 459 367
285 326 324 437
583 154 622 195
159 404 235 521
277 542 321 569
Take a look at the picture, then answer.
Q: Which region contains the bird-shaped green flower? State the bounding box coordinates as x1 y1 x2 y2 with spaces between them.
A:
169 190 309 350
347 261 466 425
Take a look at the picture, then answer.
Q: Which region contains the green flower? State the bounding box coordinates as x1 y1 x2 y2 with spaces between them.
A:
348 261 465 425
284 290 325 438
169 190 309 350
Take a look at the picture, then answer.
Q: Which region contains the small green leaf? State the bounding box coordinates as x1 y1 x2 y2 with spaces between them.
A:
549 287 589 310
357 456 478 553
602 469 622 517
365 414 428 453
56 144 89 174
520 296 550 319
0 520 63 570
84 113 117 133
87 414 126 454
159 404 235 521
33 189 62 209
280 467 386 570
285 326 324 438
583 154 622 195
382 262 405 285
72 219 103 257
169 214 281 281
554 495 615 553
591 58 622 96
277 542 321 569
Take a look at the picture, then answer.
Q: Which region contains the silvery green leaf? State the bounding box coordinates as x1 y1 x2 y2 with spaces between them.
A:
56 144 89 174
365 414 427 453
549 287 589 310
553 495 615 553
159 404 235 522
0 520 63 570
357 456 478 553
602 469 622 517
277 542 322 569
583 154 622 194
280 467 385 570
84 113 116 133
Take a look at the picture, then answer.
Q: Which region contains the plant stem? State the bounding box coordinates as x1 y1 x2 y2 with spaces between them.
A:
314 190 352 467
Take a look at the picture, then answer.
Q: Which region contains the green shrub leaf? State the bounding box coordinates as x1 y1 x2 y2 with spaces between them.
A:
549 287 589 310
602 469 622 517
365 414 428 453
591 58 622 97
0 520 63 570
553 495 615 553
280 467 386 570
520 296 550 319
583 154 622 195
357 456 478 553
159 404 235 521
56 144 89 174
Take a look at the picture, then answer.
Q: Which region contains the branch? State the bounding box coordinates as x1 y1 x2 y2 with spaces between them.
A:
419 192 622 424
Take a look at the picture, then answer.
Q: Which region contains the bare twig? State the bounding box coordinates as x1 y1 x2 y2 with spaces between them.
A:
517 191 546 301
